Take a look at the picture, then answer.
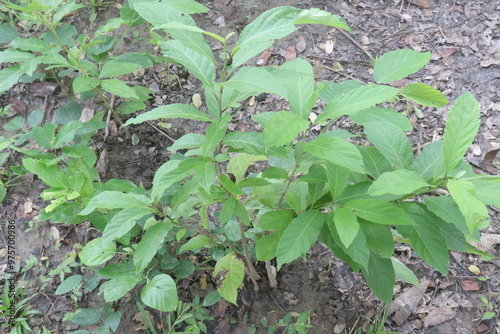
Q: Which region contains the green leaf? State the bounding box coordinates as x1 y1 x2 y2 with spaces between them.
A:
54 121 83 148
213 253 245 305
179 235 212 253
125 103 212 125
102 207 152 244
0 49 34 63
219 174 244 196
223 67 286 96
105 277 139 301
264 110 309 148
158 21 224 42
9 37 51 52
99 59 146 78
423 196 468 234
391 257 419 286
227 153 266 183
401 83 448 107
303 136 364 173
134 223 172 272
319 80 362 103
223 131 266 155
373 49 431 83
71 308 101 326
359 220 394 258
362 253 395 303
0 66 25 92
151 159 195 202
277 210 325 269
256 231 282 261
316 85 399 123
413 140 443 180
73 76 101 93
325 162 350 199
447 179 488 232
472 180 500 207
442 92 480 172
78 238 116 266
295 8 352 32
397 203 449 274
161 40 215 88
79 191 150 215
194 161 216 192
333 207 359 248
23 158 68 189
368 170 429 196
364 121 414 170
350 107 413 131
101 79 139 99
279 58 315 119
202 116 229 157
33 123 56 149
328 219 369 269
141 274 178 312
262 167 289 180
257 210 294 231
55 275 83 295
0 24 19 43
53 0 85 23
358 146 392 179
203 290 222 307
345 199 414 225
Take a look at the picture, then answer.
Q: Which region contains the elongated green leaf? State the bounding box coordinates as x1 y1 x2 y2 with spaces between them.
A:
423 196 468 234
99 59 146 78
9 37 51 52
158 21 223 42
71 308 101 326
194 161 216 192
277 210 325 269
373 49 431 83
101 79 139 99
213 253 245 305
345 199 414 225
104 275 141 302
447 179 488 232
257 210 294 231
350 107 413 131
358 146 392 179
264 110 309 148
295 8 352 31
56 275 83 295
328 218 369 269
319 80 362 103
0 49 34 63
79 191 150 215
279 58 315 119
0 24 19 43
442 92 480 172
316 85 399 123
333 207 359 248
369 170 429 196
23 158 68 188
439 219 466 252
256 231 282 261
303 136 365 173
146 0 209 14
472 180 500 207
125 104 212 125
223 67 287 96
141 274 178 312
168 133 204 151
161 40 215 88
397 203 449 274
391 257 419 286
73 76 101 93
102 206 152 244
325 162 350 199
179 235 212 253
219 174 244 196
0 66 25 92
54 121 83 148
359 220 394 258
223 131 266 155
202 116 229 156
401 83 448 107
79 238 116 266
413 140 443 180
227 153 266 182
33 123 56 149
151 159 195 202
364 121 414 170
134 223 172 272
362 253 395 303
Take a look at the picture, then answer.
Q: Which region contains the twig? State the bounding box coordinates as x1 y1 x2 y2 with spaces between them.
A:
265 260 278 288
146 120 177 143
335 27 373 60
308 54 372 64
238 217 261 291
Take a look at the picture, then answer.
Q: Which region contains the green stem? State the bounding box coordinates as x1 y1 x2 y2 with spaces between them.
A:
277 150 305 209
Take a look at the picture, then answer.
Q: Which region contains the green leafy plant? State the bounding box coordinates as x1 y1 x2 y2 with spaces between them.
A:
254 310 313 334
475 295 496 322
1 0 498 330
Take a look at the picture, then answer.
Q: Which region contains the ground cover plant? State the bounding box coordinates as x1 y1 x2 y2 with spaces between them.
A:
1 0 499 332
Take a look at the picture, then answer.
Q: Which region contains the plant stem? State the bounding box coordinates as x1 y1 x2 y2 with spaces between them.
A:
237 217 261 290
277 151 305 209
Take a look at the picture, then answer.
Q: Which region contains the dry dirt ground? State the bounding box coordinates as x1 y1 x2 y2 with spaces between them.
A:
0 0 499 333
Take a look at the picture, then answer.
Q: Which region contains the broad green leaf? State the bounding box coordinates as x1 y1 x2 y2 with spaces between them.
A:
0 49 34 63
134 223 172 272
359 220 394 258
9 37 51 52
219 174 244 196
256 231 282 261
194 161 216 192
33 123 56 149
79 238 116 266
102 206 152 244
264 110 309 148
161 40 215 88
203 290 222 307
141 274 178 312
358 146 392 179
220 195 237 224
79 191 150 215
257 210 294 231
0 66 25 92
350 107 413 131
413 140 443 180
300 164 327 183
213 253 245 305
125 103 212 125
333 207 359 248
391 257 419 286
401 83 448 107
295 8 352 32
328 219 369 269
303 136 364 173
223 131 266 155
263 167 289 180
227 153 266 183
345 199 414 225
439 219 467 252
101 79 139 99
369 170 429 196
55 275 83 295
23 158 68 189
442 92 480 172
397 203 449 274
0 24 18 43
423 196 468 234
316 85 399 123
99 59 146 78
98 263 136 279
364 121 414 170
472 180 500 207
54 121 83 148
20 56 42 76
325 162 350 199
158 21 224 42
73 76 101 93
202 116 229 156
179 235 212 253
223 67 286 97
71 308 101 326
151 159 195 202
285 182 308 212
53 0 85 23
171 179 199 219
447 179 488 232
373 49 431 83
103 275 141 302
319 80 362 103
278 58 315 119
168 133 204 151
277 210 325 269
362 253 395 303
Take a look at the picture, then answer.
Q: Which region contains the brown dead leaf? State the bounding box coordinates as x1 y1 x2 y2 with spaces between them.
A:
79 107 94 123
313 59 326 77
285 44 297 61
29 82 59 97
108 120 118 136
8 98 26 114
483 148 500 174
476 323 490 334
325 39 334 54
461 280 481 291
424 307 455 328
413 0 431 9
256 49 272 66
296 39 306 53
390 279 430 325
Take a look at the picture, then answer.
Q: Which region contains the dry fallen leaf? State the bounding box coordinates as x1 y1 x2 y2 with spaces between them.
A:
483 148 500 174
461 280 481 291
325 39 334 54
256 49 272 66
192 93 203 108
468 265 481 275
79 107 95 123
285 44 297 61
296 39 306 53
424 307 455 328
390 279 430 325
29 82 59 97
51 226 60 241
